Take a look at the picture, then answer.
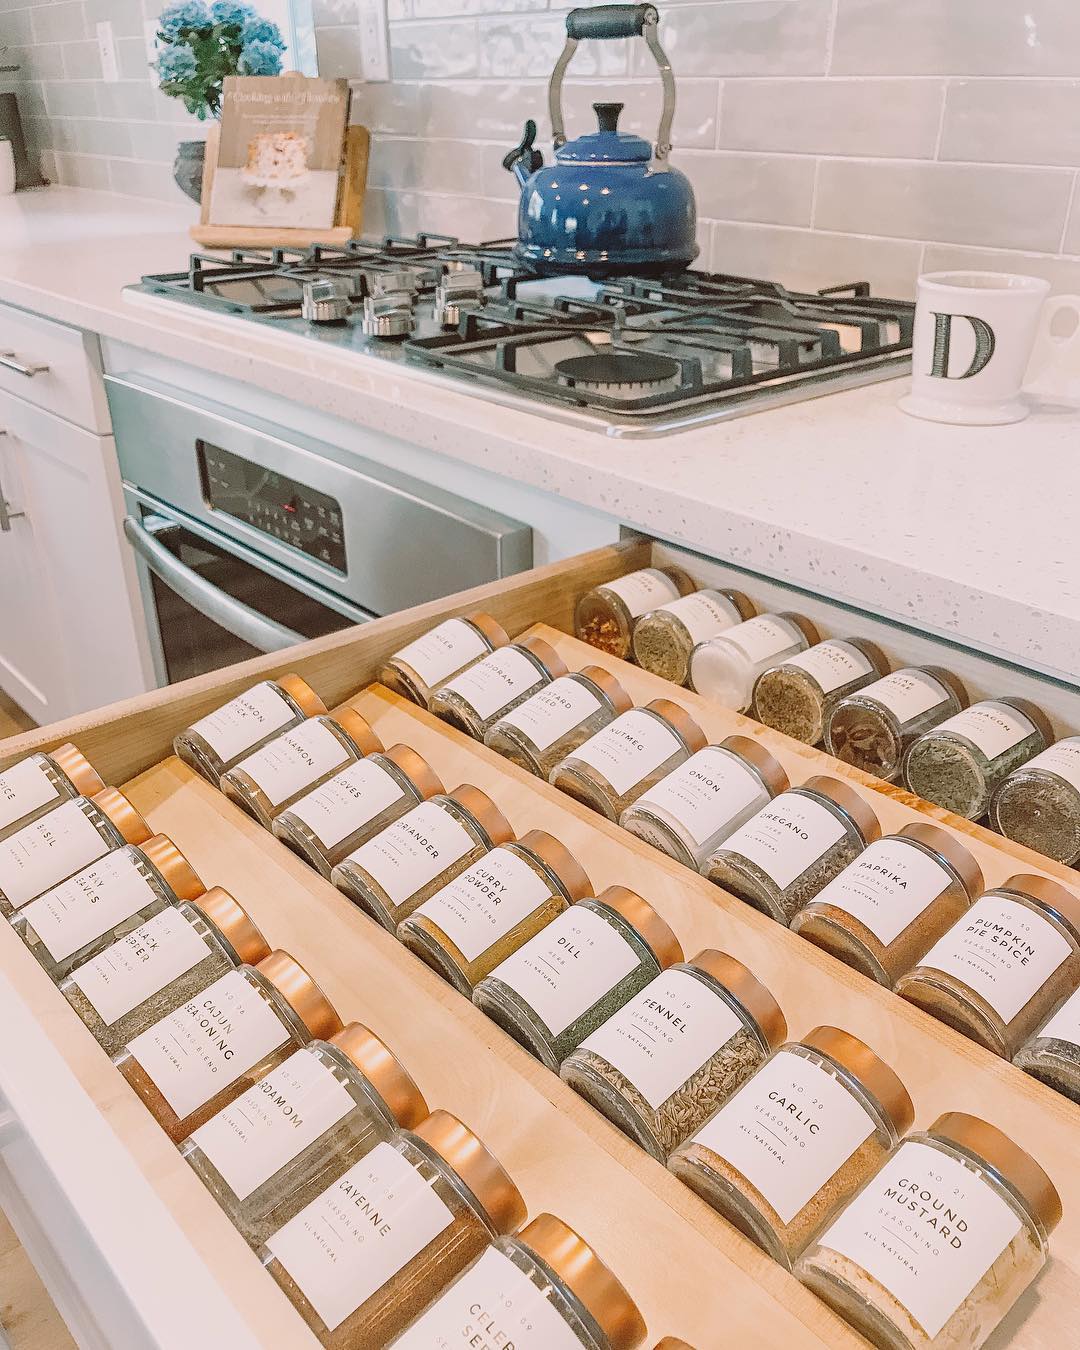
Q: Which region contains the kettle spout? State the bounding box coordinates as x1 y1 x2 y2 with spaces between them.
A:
502 119 543 189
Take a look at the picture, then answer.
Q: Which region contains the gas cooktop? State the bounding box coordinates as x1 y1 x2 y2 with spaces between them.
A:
130 234 915 437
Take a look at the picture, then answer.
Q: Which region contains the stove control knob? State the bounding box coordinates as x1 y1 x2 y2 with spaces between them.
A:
361 293 414 340
302 277 352 325
435 268 485 328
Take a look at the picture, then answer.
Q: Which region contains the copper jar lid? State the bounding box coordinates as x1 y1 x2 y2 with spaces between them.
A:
846 637 891 679
256 950 342 1040
517 633 569 682
594 885 683 968
331 708 383 758
516 829 592 902
778 613 820 648
719 735 790 799
998 696 1055 751
139 834 205 902
92 788 152 847
329 1022 427 1128
645 700 707 754
997 872 1080 941
449 784 514 847
800 775 881 846
191 886 270 965
579 665 633 717
412 1109 525 1234
49 743 105 797
930 1111 1062 1233
921 665 969 711
464 611 510 650
719 588 757 624
519 1214 646 1350
897 822 984 900
654 1340 696 1350
802 1026 915 1136
689 949 787 1050
276 674 327 719
658 563 698 597
384 745 444 800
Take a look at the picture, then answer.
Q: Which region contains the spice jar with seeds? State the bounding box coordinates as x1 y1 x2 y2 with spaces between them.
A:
220 710 382 830
273 746 443 879
895 872 1080 1059
549 700 707 822
688 613 819 713
398 830 591 996
174 676 326 786
826 667 968 784
485 666 632 779
575 565 697 659
473 886 683 1071
1013 985 1080 1103
620 737 788 870
332 786 513 931
671 1027 914 1271
115 949 342 1142
562 950 785 1161
703 776 880 925
794 1111 1061 1350
182 1022 428 1247
791 823 984 987
903 697 1053 821
262 1110 526 1350
753 639 890 747
429 635 568 740
380 612 509 707
989 735 1080 865
0 744 104 843
59 886 270 1057
631 589 756 687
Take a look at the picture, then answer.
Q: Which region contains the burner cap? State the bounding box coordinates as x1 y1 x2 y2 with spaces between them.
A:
555 352 682 391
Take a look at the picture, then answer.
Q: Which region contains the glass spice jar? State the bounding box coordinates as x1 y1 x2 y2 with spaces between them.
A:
826 667 968 784
273 746 444 879
332 786 513 931
114 949 342 1142
903 697 1054 821
670 1027 914 1271
429 635 568 741
575 565 698 660
620 736 789 870
703 776 881 925
0 743 104 843
182 1021 428 1247
380 612 510 707
174 675 326 786
473 885 684 1071
398 830 592 996
631 589 756 687
753 639 891 747
263 1110 527 1350
688 613 820 713
1013 985 1080 1103
794 1112 1061 1350
791 823 984 988
59 886 270 1058
549 700 707 823
485 666 632 779
989 735 1080 865
561 949 786 1161
895 872 1080 1059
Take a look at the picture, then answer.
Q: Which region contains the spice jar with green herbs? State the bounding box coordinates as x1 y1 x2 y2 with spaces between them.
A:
989 735 1080 865
562 950 786 1161
1013 985 1080 1103
0 744 104 844
632 589 756 686
826 666 967 784
485 666 632 778
174 676 326 786
429 635 568 740
576 565 697 659
688 613 819 713
380 613 509 707
474 886 683 1071
753 639 890 746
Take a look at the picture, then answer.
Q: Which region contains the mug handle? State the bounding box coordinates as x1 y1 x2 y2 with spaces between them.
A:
1025 293 1080 397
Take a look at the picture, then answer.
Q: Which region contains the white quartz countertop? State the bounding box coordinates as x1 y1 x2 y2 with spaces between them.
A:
2 186 1078 681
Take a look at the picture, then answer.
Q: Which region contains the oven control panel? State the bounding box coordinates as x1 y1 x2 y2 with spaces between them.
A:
198 441 346 572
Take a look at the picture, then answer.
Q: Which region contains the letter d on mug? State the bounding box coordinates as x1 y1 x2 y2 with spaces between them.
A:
900 271 1050 425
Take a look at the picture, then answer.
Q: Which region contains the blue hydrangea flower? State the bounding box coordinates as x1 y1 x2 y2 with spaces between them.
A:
155 41 198 82
209 1 255 26
158 0 210 38
240 16 283 47
238 37 283 75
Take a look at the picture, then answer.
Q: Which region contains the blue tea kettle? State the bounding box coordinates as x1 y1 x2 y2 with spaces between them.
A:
502 3 698 277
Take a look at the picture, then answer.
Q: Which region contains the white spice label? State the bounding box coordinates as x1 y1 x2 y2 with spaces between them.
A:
786 642 873 695
692 1050 876 1224
1022 737 1080 793
232 720 350 808
393 618 488 688
288 759 404 850
0 758 61 832
500 677 603 752
581 968 743 1110
69 907 210 1026
21 849 156 963
1038 985 1080 1044
818 1140 1023 1339
190 1047 354 1202
571 710 682 796
347 802 473 905
863 669 947 723
441 647 544 721
414 847 551 961
810 838 953 947
188 682 295 762
266 1141 453 1333
603 568 681 617
935 702 1035 761
633 746 766 850
0 801 111 911
126 969 289 1118
919 895 1073 1024
724 615 800 665
720 794 847 891
660 590 741 644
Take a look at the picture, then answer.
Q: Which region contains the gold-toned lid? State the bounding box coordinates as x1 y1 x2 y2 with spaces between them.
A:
91 788 152 846
997 872 1080 939
276 674 327 719
384 744 444 800
921 666 969 710
801 775 881 845
139 834 205 902
719 588 757 623
645 699 707 754
190 886 270 965
517 633 569 681
999 696 1055 750
660 564 698 597
48 744 105 797
778 613 820 647
331 708 383 758
930 1112 1062 1233
580 665 633 716
654 1340 696 1350
519 1215 646 1350
449 784 514 846
465 611 510 650
802 1026 915 1135
256 950 343 1040
719 735 789 798
329 1022 427 1127
689 949 787 1048
595 885 683 968
517 829 592 902
848 637 891 679
897 822 984 899
412 1109 526 1233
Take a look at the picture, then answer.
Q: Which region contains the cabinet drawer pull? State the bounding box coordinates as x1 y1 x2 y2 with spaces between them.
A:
0 351 50 378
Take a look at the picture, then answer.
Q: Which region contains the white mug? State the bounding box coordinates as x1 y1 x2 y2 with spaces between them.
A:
899 271 1050 425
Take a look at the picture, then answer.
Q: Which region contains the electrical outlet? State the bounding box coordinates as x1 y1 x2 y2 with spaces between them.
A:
144 19 159 83
357 0 390 83
97 20 119 83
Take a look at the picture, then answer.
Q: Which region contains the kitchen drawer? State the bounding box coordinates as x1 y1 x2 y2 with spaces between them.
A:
0 303 110 434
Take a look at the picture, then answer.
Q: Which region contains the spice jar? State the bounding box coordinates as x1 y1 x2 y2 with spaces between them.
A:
380 612 509 707
59 886 270 1058
549 700 707 822
1013 985 1080 1103
562 950 786 1161
688 613 819 713
576 565 697 659
398 830 592 996
220 709 383 830
429 635 568 741
332 786 513 931
794 1112 1061 1350
273 746 443 879
485 666 632 779
671 1027 914 1271
174 676 326 786
262 1110 527 1350
989 736 1080 865
631 589 756 687
826 667 968 784
791 823 984 987
753 639 890 747
620 737 788 870
703 776 880 925
0 787 151 919
392 1213 647 1350
182 1022 428 1247
473 885 683 1071
0 743 104 843
903 697 1053 821
895 872 1080 1059
115 949 342 1142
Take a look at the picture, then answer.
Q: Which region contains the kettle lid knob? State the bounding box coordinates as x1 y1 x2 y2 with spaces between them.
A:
593 101 624 132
